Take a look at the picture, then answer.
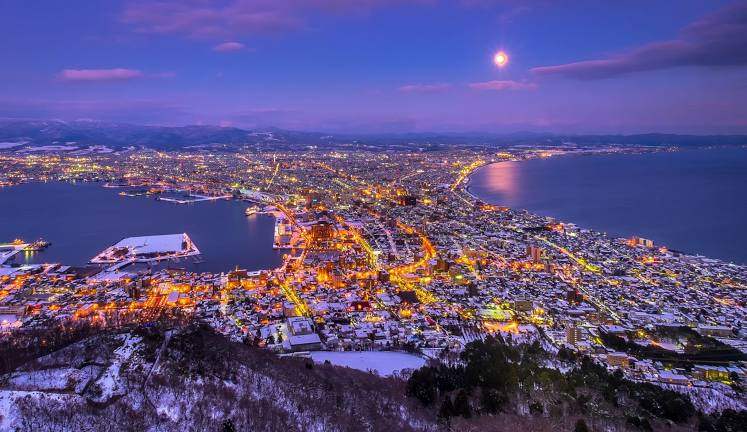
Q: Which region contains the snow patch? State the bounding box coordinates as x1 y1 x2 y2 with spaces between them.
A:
310 351 426 376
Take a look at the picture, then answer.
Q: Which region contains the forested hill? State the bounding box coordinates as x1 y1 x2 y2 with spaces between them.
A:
0 324 744 431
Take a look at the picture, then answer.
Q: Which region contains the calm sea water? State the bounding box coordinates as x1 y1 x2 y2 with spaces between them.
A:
0 182 282 272
468 147 747 264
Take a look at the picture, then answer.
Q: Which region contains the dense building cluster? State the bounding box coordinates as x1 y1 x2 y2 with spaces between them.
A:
0 146 745 410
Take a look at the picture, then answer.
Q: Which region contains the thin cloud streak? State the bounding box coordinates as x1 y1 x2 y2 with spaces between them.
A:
398 83 452 93
121 0 435 39
468 80 537 91
58 68 144 82
532 1 747 79
213 41 246 52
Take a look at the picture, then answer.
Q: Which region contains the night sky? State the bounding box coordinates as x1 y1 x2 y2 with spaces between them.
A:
2 0 746 133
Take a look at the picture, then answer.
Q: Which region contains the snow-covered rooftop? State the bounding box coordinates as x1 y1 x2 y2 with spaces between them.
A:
113 233 191 255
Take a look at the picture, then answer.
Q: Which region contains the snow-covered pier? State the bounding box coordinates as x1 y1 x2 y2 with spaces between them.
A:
90 233 201 265
0 243 29 265
156 194 231 204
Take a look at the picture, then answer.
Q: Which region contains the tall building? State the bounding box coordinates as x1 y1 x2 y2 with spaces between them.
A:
567 289 583 304
514 299 534 312
398 195 417 206
629 236 654 248
305 192 324 210
566 324 583 345
526 245 545 263
310 220 336 241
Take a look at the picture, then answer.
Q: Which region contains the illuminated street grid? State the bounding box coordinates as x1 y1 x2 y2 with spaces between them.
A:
0 148 745 396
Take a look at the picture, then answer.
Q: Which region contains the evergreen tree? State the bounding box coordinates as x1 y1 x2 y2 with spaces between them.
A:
697 413 716 432
453 389 471 418
406 367 438 406
574 418 590 432
438 396 454 420
714 409 747 432
222 419 236 432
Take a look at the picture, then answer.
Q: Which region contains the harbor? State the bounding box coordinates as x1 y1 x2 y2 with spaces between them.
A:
0 182 282 272
156 194 232 204
90 233 201 264
0 240 50 265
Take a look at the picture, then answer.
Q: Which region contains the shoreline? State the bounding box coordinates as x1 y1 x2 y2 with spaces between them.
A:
0 182 283 274
464 147 747 266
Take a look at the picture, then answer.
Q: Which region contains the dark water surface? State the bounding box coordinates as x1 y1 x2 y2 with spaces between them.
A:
0 182 282 272
468 147 747 264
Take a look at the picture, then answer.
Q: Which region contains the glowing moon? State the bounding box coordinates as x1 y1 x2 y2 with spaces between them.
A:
494 51 508 67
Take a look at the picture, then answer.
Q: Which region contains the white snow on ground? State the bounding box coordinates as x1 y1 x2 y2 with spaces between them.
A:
72 145 114 154
7 368 78 391
0 390 74 430
87 269 136 282
88 334 141 403
154 392 181 422
113 234 190 255
310 351 426 376
660 382 747 414
92 233 200 264
17 145 78 152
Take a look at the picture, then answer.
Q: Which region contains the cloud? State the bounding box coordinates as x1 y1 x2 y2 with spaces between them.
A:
468 80 537 91
57 69 175 82
532 1 747 80
398 83 452 93
213 41 246 52
58 68 144 82
121 0 435 39
122 1 300 38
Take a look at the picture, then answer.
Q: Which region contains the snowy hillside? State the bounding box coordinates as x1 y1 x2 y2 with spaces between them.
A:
0 325 437 432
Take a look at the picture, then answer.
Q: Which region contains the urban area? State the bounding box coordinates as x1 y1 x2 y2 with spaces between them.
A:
1 147 745 415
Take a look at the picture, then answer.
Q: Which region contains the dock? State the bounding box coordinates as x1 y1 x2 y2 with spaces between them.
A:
0 242 34 265
156 194 232 204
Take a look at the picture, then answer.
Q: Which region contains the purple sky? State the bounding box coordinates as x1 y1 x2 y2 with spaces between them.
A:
2 0 746 133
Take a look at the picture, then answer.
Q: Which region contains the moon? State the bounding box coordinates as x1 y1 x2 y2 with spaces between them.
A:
494 51 508 68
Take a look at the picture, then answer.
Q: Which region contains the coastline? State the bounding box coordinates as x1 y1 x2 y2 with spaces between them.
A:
464 147 747 265
0 181 283 273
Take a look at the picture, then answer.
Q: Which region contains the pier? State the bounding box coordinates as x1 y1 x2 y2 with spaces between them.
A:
0 244 26 265
156 194 232 204
0 241 49 265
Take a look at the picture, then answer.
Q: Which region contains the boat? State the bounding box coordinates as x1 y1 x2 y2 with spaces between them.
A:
245 205 260 216
25 239 51 251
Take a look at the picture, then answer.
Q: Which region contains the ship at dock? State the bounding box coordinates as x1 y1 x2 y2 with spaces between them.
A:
245 205 260 216
25 239 51 251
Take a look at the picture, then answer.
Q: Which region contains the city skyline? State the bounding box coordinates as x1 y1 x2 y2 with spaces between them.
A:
2 0 747 134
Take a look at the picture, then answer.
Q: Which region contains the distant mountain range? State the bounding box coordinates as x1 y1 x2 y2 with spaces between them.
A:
0 120 304 151
1 119 746 152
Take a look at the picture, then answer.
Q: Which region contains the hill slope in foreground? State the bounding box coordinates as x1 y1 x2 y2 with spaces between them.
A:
0 324 435 432
0 324 743 432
